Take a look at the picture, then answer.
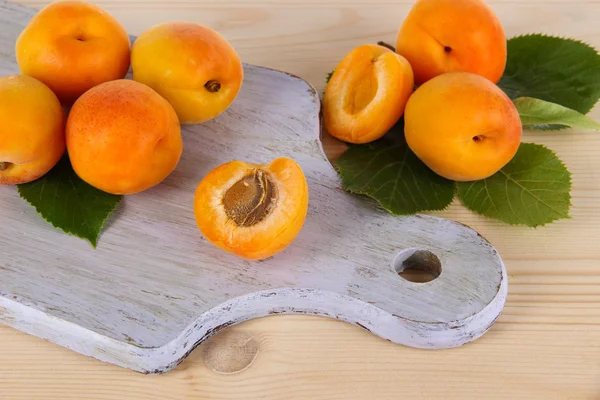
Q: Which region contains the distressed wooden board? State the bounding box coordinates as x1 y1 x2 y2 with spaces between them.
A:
0 0 507 374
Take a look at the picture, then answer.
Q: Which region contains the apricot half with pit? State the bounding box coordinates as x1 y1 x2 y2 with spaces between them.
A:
194 158 309 260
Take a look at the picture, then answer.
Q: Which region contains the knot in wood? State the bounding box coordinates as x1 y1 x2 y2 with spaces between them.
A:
201 331 259 374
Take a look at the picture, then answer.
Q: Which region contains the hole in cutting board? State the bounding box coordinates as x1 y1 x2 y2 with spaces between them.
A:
393 248 442 283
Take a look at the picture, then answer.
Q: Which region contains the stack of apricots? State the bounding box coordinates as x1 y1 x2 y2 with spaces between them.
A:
0 0 308 260
324 0 522 182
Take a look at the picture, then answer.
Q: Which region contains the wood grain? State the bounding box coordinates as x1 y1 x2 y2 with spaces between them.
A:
1 0 600 398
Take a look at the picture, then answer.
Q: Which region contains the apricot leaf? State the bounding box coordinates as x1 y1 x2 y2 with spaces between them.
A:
499 34 600 117
457 143 571 227
334 126 455 215
515 97 600 131
326 70 334 83
17 156 121 247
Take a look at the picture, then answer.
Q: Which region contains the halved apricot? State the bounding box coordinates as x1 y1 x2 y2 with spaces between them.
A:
194 158 309 260
323 44 414 144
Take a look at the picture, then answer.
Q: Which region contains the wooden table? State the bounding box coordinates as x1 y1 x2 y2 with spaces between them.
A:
2 0 600 398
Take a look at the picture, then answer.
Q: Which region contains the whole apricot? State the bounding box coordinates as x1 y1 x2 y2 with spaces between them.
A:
404 72 522 182
131 21 244 124
194 158 308 260
66 80 183 195
323 44 414 144
0 74 65 185
15 0 131 104
396 0 506 85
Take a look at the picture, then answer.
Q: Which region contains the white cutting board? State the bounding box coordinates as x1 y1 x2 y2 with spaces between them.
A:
0 0 506 374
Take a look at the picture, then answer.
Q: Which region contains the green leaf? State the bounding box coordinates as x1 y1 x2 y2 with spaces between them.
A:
17 155 122 247
515 97 600 131
457 143 571 227
334 124 455 215
498 34 600 116
326 70 334 84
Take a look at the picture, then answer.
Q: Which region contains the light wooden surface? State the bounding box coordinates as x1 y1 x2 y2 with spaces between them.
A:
1 0 600 398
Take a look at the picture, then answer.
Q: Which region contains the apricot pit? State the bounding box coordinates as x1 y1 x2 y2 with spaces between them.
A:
222 170 277 227
194 158 308 260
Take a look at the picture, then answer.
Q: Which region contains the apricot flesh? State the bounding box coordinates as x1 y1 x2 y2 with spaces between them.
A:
323 44 414 144
404 72 522 182
194 158 308 260
396 0 507 84
0 74 65 185
15 0 131 104
66 79 183 195
131 21 244 124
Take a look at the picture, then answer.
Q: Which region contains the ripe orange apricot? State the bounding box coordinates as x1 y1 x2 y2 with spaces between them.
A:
323 44 414 144
404 72 522 182
15 0 131 104
0 74 65 185
194 158 309 260
66 79 183 195
396 0 507 85
131 21 244 124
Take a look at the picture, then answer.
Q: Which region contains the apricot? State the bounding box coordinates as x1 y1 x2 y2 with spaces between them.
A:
194 158 308 260
16 0 131 104
404 72 522 182
323 44 414 144
395 0 507 85
0 74 65 185
131 21 244 124
66 79 183 195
